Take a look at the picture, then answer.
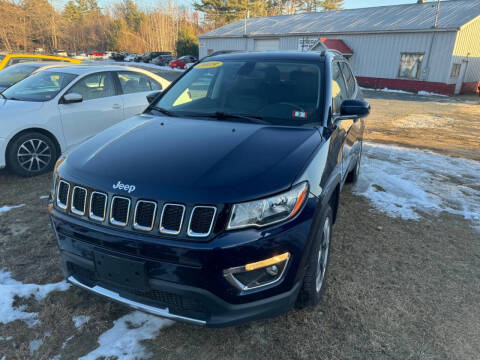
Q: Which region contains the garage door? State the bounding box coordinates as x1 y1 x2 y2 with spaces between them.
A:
254 39 280 51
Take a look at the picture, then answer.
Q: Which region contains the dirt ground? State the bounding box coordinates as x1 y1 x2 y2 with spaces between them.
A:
363 90 480 161
0 92 479 359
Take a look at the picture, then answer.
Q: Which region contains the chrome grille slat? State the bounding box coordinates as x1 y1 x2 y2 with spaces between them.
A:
56 180 70 210
89 191 107 221
134 200 157 231
110 196 131 227
160 204 186 235
188 206 217 237
71 186 87 215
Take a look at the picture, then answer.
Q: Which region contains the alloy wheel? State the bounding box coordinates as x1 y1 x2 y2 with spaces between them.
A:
16 138 52 172
315 217 331 293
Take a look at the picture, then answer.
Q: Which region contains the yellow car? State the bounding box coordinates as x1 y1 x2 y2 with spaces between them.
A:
0 54 81 71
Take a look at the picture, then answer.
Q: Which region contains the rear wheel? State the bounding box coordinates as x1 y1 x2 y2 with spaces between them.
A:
297 205 333 307
6 132 58 177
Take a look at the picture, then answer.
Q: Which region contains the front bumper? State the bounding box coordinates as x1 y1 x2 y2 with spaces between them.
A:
51 197 316 327
0 138 6 169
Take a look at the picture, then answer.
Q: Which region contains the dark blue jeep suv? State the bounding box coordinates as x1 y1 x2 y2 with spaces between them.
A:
49 51 370 327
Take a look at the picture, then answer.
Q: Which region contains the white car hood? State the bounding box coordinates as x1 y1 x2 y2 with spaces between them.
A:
0 99 45 113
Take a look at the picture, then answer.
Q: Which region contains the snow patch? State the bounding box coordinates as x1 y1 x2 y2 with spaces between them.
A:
29 338 43 355
0 270 70 327
361 87 449 97
79 311 173 360
72 315 90 329
354 143 480 231
39 195 49 199
417 90 448 97
0 204 25 214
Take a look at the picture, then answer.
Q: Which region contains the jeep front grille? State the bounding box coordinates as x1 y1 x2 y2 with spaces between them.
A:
71 186 87 215
55 180 217 239
188 206 216 237
110 196 130 226
160 204 185 235
56 180 70 210
134 200 157 231
89 192 107 221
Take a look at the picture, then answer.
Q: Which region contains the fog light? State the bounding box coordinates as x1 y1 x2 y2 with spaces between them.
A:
223 252 290 291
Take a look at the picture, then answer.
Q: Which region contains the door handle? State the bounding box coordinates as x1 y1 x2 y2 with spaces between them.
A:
112 104 121 110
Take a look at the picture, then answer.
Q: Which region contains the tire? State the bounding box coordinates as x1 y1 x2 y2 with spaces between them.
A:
6 132 58 177
297 205 333 308
346 143 362 184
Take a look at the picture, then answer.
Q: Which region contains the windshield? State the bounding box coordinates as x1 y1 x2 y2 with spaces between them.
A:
2 71 77 102
0 64 39 88
152 60 322 126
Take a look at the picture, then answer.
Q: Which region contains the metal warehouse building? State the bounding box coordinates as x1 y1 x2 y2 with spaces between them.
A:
198 0 480 95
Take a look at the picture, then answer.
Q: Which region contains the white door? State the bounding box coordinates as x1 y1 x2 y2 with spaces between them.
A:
59 71 123 149
254 39 280 51
454 61 468 95
116 71 164 119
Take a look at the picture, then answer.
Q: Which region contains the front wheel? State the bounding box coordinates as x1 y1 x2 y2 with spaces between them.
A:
297 205 333 307
6 132 58 177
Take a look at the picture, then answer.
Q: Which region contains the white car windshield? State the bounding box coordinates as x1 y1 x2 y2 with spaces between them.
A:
3 71 77 102
152 60 322 126
0 64 40 88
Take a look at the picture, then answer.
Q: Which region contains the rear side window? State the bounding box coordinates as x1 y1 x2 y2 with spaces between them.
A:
331 62 348 113
117 71 162 94
340 62 356 98
67 72 116 101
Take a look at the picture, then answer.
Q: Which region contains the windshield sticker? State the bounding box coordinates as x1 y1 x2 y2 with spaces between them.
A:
195 61 223 69
293 111 307 119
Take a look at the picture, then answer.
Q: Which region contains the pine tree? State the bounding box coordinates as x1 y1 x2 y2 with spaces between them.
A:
320 0 343 11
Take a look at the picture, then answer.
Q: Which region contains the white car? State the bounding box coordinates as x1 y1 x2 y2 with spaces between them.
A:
124 54 137 62
0 65 170 176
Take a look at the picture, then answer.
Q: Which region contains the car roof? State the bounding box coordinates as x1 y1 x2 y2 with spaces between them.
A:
205 50 331 62
40 64 152 75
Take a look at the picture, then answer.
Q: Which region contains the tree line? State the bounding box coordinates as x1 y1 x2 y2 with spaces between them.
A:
0 0 343 56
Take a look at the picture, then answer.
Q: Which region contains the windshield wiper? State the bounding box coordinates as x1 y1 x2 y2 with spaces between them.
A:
0 93 5 99
189 112 267 124
150 106 176 117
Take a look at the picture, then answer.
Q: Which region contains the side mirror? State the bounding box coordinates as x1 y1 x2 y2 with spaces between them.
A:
340 99 370 118
146 91 162 104
63 93 83 104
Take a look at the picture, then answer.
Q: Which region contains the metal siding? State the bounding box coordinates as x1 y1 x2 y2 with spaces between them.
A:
452 17 480 82
199 0 480 38
279 32 455 83
199 38 249 58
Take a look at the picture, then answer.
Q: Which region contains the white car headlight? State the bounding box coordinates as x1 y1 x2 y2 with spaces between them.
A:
227 182 309 230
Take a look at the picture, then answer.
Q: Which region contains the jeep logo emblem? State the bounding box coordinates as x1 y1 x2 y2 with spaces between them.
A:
113 181 136 194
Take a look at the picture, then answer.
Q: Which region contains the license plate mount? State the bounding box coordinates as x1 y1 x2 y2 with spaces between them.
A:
94 252 148 290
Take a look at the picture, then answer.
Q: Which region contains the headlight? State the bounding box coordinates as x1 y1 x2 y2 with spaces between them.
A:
227 182 309 230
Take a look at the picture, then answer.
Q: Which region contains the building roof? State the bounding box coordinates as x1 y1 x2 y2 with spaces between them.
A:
199 0 480 38
320 39 353 55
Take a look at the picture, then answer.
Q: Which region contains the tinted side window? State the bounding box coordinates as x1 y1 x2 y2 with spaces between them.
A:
118 71 162 94
331 62 348 113
68 72 116 101
340 62 356 98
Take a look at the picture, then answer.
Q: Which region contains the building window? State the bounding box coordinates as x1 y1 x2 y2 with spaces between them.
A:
398 53 424 80
451 63 461 78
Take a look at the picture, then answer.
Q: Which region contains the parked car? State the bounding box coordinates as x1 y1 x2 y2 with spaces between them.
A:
152 55 175 66
169 55 197 69
0 65 170 176
143 52 172 63
49 51 369 326
0 62 75 92
134 53 146 62
0 54 81 71
124 53 138 62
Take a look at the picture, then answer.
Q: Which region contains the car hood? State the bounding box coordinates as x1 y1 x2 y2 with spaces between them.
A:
61 115 322 204
0 99 45 112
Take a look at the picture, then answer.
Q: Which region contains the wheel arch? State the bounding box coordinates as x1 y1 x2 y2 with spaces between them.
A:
6 127 62 160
